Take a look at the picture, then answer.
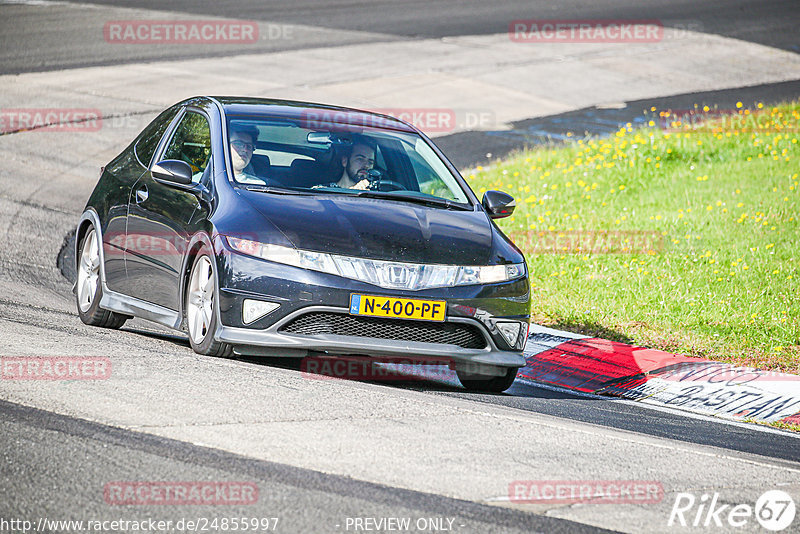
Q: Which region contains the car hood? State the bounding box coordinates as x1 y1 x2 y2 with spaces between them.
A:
238 191 494 265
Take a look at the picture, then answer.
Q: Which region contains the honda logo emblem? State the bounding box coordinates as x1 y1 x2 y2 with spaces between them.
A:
388 265 408 284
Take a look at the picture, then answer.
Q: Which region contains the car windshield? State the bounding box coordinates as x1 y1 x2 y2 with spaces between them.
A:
225 113 471 205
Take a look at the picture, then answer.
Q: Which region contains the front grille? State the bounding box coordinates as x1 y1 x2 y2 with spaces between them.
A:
279 312 487 349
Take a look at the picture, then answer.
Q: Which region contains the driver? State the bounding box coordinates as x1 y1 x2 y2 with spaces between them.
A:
314 134 376 189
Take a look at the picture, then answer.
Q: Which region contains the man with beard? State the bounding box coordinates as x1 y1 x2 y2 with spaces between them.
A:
315 134 376 189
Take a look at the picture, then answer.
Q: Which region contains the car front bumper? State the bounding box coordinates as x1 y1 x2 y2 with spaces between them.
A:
213 249 531 369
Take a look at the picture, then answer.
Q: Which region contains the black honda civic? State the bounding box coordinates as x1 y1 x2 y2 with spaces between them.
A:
75 96 530 392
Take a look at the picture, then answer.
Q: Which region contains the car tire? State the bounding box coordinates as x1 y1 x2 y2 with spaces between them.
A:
456 367 518 393
75 227 128 329
185 252 233 358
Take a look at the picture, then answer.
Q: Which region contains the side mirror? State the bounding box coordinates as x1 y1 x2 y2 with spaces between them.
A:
482 190 516 219
152 159 193 186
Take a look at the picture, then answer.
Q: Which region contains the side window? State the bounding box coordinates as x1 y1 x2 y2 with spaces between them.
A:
375 145 387 171
162 111 212 183
134 106 180 167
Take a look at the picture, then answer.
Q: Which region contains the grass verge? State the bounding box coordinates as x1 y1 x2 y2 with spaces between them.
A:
767 420 800 433
467 101 799 374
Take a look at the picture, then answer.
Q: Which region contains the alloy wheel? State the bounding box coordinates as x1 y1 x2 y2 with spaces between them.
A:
77 229 100 312
187 255 215 344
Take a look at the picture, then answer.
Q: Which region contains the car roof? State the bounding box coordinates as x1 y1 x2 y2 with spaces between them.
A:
210 96 418 134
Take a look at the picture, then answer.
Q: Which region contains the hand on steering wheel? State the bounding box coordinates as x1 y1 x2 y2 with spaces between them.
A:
366 169 405 191
371 180 405 191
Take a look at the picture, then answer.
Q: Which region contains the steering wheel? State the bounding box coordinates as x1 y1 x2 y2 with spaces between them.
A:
366 169 405 191
373 180 405 192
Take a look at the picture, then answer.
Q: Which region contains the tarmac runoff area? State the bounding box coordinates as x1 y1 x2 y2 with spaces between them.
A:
2 25 800 140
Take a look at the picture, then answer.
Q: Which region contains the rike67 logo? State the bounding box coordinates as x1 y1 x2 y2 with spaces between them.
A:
669 490 796 531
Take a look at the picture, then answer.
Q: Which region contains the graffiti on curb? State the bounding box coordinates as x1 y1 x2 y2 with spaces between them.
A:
598 364 800 422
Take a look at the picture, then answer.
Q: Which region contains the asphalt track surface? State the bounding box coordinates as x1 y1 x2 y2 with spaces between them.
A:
3 0 799 167
2 1 800 533
416 382 800 465
2 400 607 534
1 0 798 74
230 356 800 465
438 79 800 168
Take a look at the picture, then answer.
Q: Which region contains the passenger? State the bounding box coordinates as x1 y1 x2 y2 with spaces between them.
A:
229 125 265 184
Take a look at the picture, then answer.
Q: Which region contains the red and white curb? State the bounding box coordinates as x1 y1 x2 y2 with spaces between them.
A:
519 325 800 425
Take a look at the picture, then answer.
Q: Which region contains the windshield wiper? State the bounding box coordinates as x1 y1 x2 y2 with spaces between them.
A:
353 190 470 210
240 185 309 195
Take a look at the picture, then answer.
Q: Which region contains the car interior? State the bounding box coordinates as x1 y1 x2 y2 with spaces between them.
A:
226 119 470 202
249 137 406 191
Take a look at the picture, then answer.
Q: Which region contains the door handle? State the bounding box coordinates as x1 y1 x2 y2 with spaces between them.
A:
135 186 148 203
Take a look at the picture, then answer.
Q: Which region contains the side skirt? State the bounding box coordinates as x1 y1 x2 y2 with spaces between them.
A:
99 288 182 330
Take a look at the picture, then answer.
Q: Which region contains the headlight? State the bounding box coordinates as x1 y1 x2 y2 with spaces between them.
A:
225 237 525 290
226 237 339 273
456 264 525 285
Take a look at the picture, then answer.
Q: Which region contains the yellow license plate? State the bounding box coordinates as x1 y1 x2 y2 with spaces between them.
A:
349 294 446 322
